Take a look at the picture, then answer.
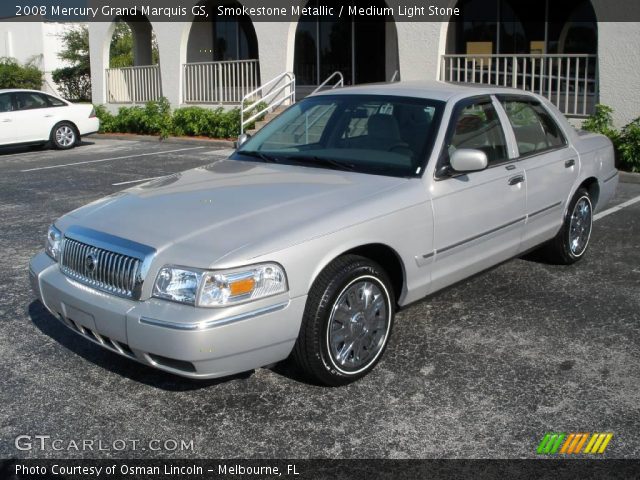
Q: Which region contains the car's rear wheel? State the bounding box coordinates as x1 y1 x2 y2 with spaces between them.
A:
544 187 593 264
292 255 395 386
51 122 78 150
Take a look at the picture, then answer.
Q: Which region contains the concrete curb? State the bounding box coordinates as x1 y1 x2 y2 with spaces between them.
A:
91 133 236 149
619 171 640 184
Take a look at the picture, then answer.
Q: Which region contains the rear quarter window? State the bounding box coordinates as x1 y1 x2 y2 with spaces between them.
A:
499 99 566 155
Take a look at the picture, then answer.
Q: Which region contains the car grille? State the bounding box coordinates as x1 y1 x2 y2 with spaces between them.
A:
60 237 142 298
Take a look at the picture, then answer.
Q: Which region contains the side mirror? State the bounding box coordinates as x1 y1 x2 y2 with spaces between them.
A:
450 149 488 173
235 133 251 149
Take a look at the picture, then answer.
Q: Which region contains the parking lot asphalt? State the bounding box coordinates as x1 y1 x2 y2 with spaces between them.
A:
0 137 639 459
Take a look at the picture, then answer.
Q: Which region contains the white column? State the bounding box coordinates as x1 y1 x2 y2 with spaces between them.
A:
597 22 640 128
153 22 191 107
394 22 443 81
88 22 113 106
253 21 292 84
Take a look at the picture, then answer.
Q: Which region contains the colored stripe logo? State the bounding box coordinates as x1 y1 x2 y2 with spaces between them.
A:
537 433 613 454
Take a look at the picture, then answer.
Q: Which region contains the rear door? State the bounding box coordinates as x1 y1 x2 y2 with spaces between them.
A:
0 92 19 145
429 96 527 291
496 96 579 251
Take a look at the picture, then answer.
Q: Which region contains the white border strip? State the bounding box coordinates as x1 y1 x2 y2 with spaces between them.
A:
594 195 640 221
20 146 205 172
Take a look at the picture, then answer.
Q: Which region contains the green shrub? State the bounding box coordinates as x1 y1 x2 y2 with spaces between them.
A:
142 97 173 139
582 105 640 172
618 118 640 173
54 25 92 101
582 105 620 144
172 107 222 137
0 57 43 90
94 105 116 133
52 65 91 102
217 108 242 138
96 99 271 140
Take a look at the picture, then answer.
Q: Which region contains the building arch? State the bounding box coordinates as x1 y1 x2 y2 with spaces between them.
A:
106 13 159 67
103 12 162 103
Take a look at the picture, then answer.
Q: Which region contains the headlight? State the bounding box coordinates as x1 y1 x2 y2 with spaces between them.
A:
153 263 287 307
45 225 62 262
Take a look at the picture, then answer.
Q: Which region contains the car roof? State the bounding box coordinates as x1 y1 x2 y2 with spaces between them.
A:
312 80 533 103
0 89 50 94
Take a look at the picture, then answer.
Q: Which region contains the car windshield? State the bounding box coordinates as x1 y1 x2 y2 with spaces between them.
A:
234 94 444 177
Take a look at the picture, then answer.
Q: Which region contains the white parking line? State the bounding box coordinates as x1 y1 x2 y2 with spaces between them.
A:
0 150 53 160
19 146 205 172
0 142 108 161
112 176 162 186
594 194 640 221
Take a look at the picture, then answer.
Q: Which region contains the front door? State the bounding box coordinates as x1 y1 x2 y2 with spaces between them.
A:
429 96 527 292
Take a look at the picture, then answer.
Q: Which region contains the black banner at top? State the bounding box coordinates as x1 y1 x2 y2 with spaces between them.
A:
2 0 640 22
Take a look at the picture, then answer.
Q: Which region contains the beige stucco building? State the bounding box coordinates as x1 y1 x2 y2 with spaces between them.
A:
87 0 640 127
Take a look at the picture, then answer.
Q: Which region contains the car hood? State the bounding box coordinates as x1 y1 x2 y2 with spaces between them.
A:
57 160 409 267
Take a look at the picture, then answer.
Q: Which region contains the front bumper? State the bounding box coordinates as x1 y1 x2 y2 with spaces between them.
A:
29 252 305 379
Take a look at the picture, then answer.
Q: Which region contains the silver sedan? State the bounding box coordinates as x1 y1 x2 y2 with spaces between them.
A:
29 81 618 386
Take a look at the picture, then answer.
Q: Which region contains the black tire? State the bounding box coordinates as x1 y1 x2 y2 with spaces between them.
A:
292 255 395 386
543 187 593 264
50 122 78 150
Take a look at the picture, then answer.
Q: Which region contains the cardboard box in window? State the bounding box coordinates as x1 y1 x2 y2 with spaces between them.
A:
466 42 493 68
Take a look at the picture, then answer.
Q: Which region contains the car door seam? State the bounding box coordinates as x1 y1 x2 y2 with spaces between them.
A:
528 201 563 219
436 216 526 254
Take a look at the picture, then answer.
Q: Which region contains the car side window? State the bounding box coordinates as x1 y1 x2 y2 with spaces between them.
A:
44 94 67 107
447 100 508 166
0 93 12 113
499 99 566 155
14 92 49 111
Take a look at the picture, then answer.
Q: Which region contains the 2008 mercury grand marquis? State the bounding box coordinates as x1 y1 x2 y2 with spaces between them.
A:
29 81 618 386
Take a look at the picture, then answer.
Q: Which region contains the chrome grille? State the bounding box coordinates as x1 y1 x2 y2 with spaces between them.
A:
60 237 142 298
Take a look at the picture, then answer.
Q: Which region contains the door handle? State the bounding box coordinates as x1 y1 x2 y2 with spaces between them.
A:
1 119 11 123
44 114 54 118
565 159 576 168
508 175 525 186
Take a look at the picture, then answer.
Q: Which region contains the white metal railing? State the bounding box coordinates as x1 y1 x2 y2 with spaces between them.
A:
241 71 295 135
183 59 260 104
106 65 162 104
440 54 598 117
312 71 344 94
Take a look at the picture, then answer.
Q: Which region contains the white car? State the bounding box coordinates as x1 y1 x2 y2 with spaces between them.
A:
0 89 99 150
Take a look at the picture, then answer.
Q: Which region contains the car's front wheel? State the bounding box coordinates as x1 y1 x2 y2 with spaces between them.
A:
292 255 395 386
544 187 593 264
51 122 78 150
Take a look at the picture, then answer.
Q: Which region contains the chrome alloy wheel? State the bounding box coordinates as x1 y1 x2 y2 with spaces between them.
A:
56 125 76 147
326 276 391 374
569 196 593 257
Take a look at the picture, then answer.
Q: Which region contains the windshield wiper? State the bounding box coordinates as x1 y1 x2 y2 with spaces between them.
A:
285 155 356 172
238 150 280 163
